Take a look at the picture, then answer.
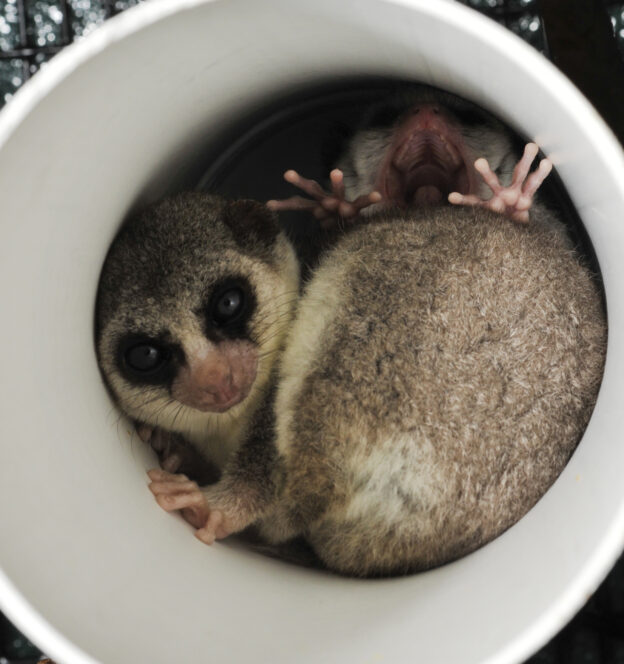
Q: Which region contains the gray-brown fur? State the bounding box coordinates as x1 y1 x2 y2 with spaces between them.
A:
252 205 606 576
98 193 605 577
95 192 300 473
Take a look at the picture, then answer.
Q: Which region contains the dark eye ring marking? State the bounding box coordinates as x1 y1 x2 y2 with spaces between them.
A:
365 104 404 129
121 339 171 377
209 283 247 327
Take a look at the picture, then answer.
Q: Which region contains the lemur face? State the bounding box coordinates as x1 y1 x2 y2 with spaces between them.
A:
337 85 518 208
95 193 300 433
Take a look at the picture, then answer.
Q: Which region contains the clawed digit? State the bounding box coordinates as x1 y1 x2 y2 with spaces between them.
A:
147 468 213 533
448 143 552 223
195 510 228 545
147 469 245 544
267 168 382 228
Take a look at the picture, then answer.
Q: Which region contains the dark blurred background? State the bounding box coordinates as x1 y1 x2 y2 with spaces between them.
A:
0 1 623 662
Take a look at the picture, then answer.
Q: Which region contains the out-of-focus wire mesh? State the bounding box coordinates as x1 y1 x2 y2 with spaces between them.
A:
608 1 624 54
0 1 623 663
463 0 548 50
0 0 142 105
2 0 623 107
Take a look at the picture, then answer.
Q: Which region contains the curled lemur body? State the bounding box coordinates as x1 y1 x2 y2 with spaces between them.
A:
96 192 605 577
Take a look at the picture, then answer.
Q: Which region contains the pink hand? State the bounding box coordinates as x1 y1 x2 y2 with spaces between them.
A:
147 468 211 529
448 143 552 223
267 168 382 229
147 469 232 544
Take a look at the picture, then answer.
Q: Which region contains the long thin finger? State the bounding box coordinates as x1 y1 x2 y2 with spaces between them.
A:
329 169 345 200
181 506 208 529
510 143 539 187
195 527 216 545
352 191 382 213
156 491 205 512
448 192 482 206
283 170 327 199
195 510 224 545
474 158 503 194
147 468 188 482
521 158 552 199
149 479 196 495
162 454 182 474
266 196 317 212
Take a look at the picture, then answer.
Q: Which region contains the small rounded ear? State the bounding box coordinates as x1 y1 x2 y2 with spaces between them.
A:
222 199 280 251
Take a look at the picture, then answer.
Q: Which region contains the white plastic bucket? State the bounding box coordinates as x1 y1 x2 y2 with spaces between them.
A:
1 1 624 663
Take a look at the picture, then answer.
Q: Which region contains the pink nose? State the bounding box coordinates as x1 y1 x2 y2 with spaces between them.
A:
410 104 440 128
191 354 235 402
171 340 258 413
202 380 238 405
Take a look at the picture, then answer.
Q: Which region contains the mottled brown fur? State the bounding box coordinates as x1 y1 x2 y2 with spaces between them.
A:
97 193 606 577
256 205 606 576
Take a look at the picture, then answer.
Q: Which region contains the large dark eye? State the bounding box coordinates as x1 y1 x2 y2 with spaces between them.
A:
124 342 169 374
212 287 245 326
448 102 489 127
366 104 402 129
